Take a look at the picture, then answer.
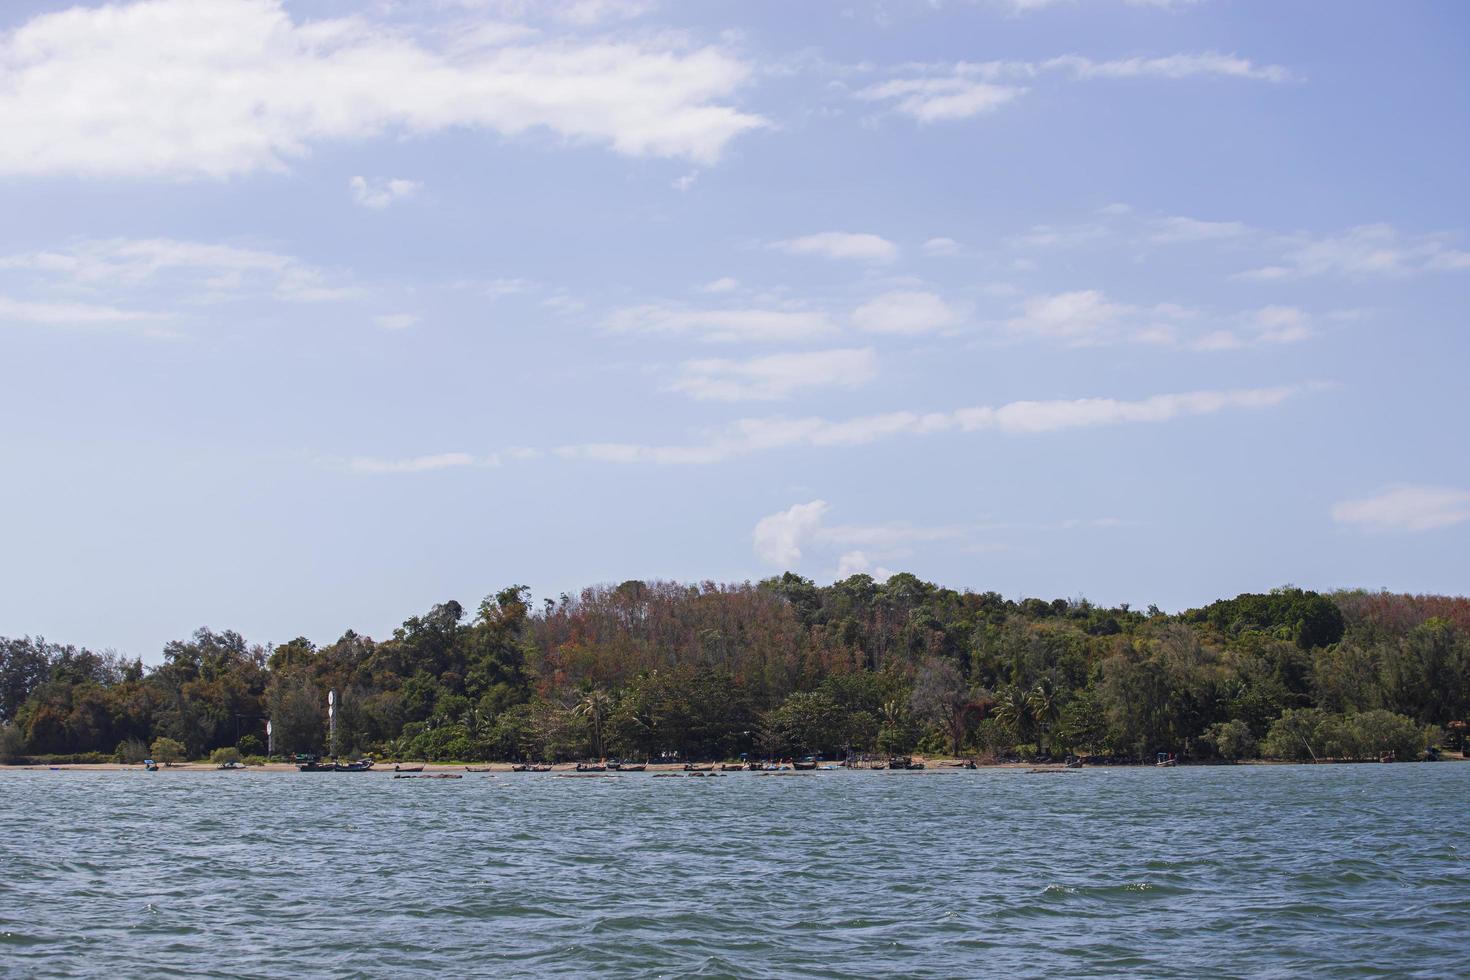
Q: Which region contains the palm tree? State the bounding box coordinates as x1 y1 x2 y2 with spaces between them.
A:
1027 678 1060 757
993 684 1032 746
572 689 615 759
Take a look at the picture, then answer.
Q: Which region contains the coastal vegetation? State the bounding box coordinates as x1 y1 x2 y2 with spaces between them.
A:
1 580 1466 765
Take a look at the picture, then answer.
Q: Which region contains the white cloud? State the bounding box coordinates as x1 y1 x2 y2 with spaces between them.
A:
0 294 164 327
835 551 893 581
670 348 878 401
556 384 1303 464
860 50 1287 122
1015 207 1256 252
921 237 961 256
606 303 839 343
1331 485 1470 533
1148 215 1249 243
1014 221 1110 248
1044 53 1290 83
348 452 486 474
0 238 355 303
1000 0 1202 9
349 176 421 209
1008 289 1133 344
856 75 1024 122
1247 305 1314 344
374 313 420 331
754 500 955 572
1241 224 1470 280
853 290 962 335
772 232 898 263
701 276 740 293
552 0 657 26
754 500 829 565
0 0 762 178
477 277 537 298
1005 290 1317 351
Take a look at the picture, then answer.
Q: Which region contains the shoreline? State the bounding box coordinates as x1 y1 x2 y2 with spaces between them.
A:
4 755 1463 774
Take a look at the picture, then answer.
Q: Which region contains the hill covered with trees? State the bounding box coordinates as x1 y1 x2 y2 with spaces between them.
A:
2 578 1466 765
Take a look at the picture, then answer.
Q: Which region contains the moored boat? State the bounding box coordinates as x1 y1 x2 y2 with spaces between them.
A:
333 759 375 772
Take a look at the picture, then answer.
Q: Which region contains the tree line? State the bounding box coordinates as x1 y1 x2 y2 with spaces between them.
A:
2 578 1466 764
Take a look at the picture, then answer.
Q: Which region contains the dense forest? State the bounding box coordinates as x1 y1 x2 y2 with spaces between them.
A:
2 577 1467 765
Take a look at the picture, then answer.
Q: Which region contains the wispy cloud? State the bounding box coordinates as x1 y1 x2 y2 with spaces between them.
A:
556 384 1305 464
606 303 839 343
1045 53 1290 83
1005 289 1318 350
0 294 166 328
856 75 1024 122
860 51 1288 121
0 238 357 303
771 232 898 263
999 0 1203 10
1241 224 1470 280
0 0 763 178
349 176 422 209
373 313 421 331
1148 215 1250 243
347 452 489 475
1331 485 1470 532
670 348 878 401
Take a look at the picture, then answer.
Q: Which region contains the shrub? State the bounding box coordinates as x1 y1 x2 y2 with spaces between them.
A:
237 734 264 757
210 746 242 765
1263 708 1425 761
150 737 187 764
115 738 150 764
1261 708 1329 761
0 724 26 764
1202 719 1257 760
1329 710 1425 760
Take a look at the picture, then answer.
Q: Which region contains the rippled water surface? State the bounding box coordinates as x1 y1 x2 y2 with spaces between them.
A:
2 765 1466 977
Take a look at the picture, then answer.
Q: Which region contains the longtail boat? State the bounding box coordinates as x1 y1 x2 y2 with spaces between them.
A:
333 759 374 772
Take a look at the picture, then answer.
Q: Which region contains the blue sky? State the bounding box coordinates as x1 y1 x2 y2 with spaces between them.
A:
1 0 1467 659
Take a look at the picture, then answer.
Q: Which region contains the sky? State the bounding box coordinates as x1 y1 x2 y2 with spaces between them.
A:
1 0 1467 660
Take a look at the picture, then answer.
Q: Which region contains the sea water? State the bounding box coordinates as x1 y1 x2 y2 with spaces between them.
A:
1 765 1465 977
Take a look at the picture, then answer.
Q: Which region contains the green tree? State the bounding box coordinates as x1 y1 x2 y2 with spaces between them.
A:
1201 718 1256 760
1026 678 1061 756
150 736 186 763
572 689 615 758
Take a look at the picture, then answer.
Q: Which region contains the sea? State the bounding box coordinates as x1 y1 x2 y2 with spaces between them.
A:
1 764 1465 977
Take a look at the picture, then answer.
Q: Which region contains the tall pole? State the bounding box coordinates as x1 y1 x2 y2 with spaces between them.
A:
266 719 273 757
328 689 337 758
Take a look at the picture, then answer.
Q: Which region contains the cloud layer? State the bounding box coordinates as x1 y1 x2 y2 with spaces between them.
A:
1332 485 1470 532
0 0 762 177
555 384 1303 465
